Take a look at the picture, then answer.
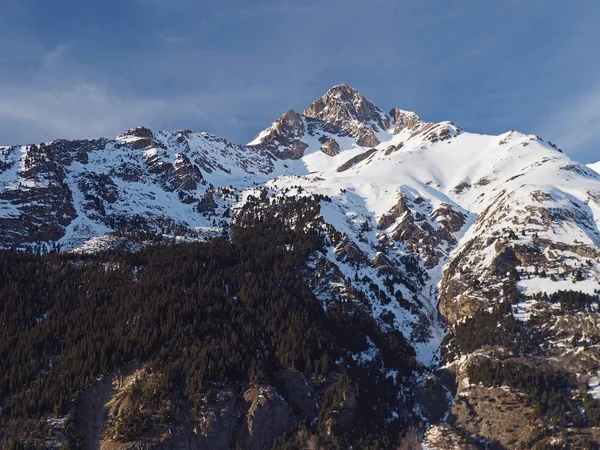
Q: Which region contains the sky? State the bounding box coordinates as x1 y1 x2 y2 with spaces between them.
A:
0 1 599 162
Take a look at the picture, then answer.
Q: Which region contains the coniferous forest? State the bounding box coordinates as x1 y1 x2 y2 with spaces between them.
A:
0 195 417 449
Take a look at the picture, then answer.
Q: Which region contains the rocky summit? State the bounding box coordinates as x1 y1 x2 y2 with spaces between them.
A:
2 85 600 448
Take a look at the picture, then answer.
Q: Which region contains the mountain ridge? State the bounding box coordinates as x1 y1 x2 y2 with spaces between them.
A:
3 84 600 448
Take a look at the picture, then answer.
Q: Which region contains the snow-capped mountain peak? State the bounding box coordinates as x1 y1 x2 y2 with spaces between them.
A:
249 84 462 164
4 84 600 448
247 109 306 148
303 83 391 147
115 126 155 149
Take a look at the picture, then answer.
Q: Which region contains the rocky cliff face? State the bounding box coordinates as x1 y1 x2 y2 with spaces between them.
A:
303 83 391 147
239 384 296 450
3 84 600 448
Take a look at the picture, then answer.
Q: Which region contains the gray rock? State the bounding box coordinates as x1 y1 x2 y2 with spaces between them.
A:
238 384 296 450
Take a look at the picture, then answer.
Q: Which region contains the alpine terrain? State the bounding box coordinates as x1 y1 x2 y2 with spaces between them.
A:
2 83 600 449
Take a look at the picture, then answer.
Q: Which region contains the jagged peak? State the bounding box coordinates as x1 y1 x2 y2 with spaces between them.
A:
115 126 154 150
247 109 305 147
389 107 421 122
116 126 153 140
303 84 384 121
275 109 305 130
321 82 364 99
389 108 424 134
280 108 303 121
302 84 390 147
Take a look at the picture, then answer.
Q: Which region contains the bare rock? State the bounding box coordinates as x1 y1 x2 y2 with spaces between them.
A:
249 109 309 160
172 154 203 190
192 388 239 450
355 128 381 147
274 369 318 422
384 142 404 155
118 127 154 149
414 372 454 424
319 137 340 156
304 84 390 147
336 148 377 172
322 380 360 438
389 108 423 135
371 252 399 275
450 383 538 448
377 193 411 229
278 140 309 160
431 203 467 233
239 384 296 450
335 236 368 264
197 190 218 214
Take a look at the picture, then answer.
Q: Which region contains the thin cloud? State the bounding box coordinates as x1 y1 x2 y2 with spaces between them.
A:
541 82 600 162
0 82 164 144
156 32 186 45
43 44 69 64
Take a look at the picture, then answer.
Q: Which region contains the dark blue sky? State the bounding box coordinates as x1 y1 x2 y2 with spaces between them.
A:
1 0 599 162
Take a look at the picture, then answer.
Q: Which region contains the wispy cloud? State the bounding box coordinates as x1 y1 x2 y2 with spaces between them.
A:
540 81 600 162
0 82 165 144
43 44 69 64
156 32 186 45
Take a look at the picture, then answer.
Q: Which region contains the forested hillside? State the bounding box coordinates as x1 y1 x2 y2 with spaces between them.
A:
0 195 418 449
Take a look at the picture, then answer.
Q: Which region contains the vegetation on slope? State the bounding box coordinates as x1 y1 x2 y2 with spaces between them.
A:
0 194 417 449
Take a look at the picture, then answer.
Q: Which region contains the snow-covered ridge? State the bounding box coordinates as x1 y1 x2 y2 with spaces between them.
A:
5 84 600 446
2 84 600 365
587 161 600 175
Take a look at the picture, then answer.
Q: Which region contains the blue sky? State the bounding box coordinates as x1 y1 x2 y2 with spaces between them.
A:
0 1 599 162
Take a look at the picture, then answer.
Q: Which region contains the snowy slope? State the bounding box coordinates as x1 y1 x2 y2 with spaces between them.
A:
2 85 600 368
260 123 600 364
588 161 600 174
5 84 600 446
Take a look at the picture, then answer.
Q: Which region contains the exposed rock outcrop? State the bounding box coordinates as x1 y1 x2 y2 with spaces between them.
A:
304 83 391 147
319 137 340 156
117 127 154 149
239 384 296 450
336 148 377 172
196 190 218 213
274 369 318 422
389 108 423 134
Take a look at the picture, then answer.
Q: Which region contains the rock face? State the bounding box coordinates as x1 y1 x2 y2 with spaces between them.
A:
191 388 239 450
248 108 351 160
389 108 423 134
0 143 79 247
117 126 154 149
249 109 308 159
319 137 340 156
82 375 298 450
239 384 296 450
336 148 377 172
376 193 467 268
196 190 218 213
321 381 360 438
274 369 318 422
303 83 390 147
248 83 431 161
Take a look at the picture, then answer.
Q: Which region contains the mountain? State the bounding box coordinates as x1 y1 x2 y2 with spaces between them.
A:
2 85 600 448
588 161 600 175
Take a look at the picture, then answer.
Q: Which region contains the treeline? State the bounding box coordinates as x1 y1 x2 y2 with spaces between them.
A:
0 193 416 448
441 283 540 362
467 359 600 428
531 290 599 313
